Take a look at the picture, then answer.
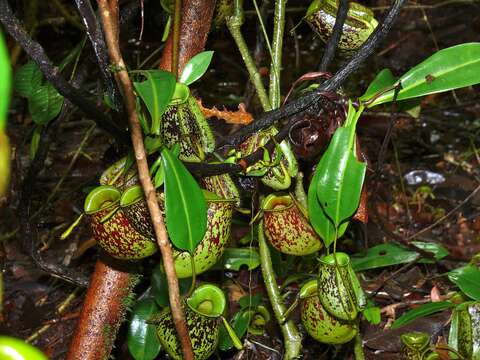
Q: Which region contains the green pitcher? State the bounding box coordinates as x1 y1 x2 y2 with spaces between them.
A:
317 252 366 321
84 185 157 260
262 193 322 256
300 279 358 344
156 284 226 360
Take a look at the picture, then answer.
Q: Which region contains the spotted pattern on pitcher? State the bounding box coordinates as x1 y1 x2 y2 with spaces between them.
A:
263 197 322 256
156 306 219 360
123 195 165 240
88 206 157 260
305 0 378 51
202 174 241 208
99 157 138 190
301 291 357 344
317 256 358 321
124 192 234 278
173 200 234 278
161 95 215 162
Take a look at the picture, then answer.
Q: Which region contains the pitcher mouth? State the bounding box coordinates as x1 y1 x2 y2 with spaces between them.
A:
169 82 190 105
186 284 226 318
120 184 144 207
262 193 294 213
319 252 351 267
84 185 121 215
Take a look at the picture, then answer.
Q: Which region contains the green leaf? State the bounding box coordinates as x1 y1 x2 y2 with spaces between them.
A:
313 115 366 229
308 167 347 247
144 136 162 154
221 247 261 271
352 243 419 271
414 241 449 263
448 265 480 301
363 305 381 325
150 267 191 307
179 51 214 86
0 34 10 130
13 61 42 99
368 43 480 107
28 84 64 125
134 70 176 135
161 147 207 253
127 298 161 360
29 125 42 160
218 311 250 351
351 242 448 271
359 68 396 102
391 301 453 329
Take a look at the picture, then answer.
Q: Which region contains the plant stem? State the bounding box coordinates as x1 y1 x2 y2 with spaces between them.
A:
269 0 286 109
172 0 182 78
219 0 407 148
227 0 271 111
258 220 301 359
354 333 366 360
96 1 194 359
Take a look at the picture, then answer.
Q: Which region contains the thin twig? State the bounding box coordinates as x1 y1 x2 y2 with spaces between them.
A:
31 124 96 220
27 288 81 343
318 0 349 72
74 0 122 110
376 84 402 172
0 0 128 144
406 183 480 241
96 1 194 359
219 0 407 148
227 0 271 111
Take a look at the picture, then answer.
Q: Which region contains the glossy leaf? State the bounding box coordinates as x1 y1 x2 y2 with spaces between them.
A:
448 265 480 301
414 241 449 264
0 336 48 360
311 104 366 237
363 304 381 325
366 43 480 107
352 243 419 271
134 70 176 135
162 147 207 253
351 241 448 272
13 61 42 99
179 51 214 86
218 311 249 351
308 166 347 247
391 301 453 329
127 298 161 360
0 33 10 130
28 84 64 125
150 267 191 307
359 68 396 102
221 247 261 271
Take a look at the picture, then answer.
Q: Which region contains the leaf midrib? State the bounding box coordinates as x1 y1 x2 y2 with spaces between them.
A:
164 150 195 250
378 55 480 104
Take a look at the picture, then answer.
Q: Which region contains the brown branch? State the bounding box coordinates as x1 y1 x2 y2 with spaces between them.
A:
158 0 216 74
96 1 194 359
67 257 139 360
